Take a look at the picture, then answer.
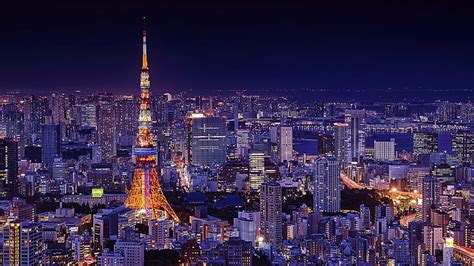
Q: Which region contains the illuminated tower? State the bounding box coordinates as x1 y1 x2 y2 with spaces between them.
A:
125 18 180 223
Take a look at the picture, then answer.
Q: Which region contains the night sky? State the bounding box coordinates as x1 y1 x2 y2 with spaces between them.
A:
2 1 474 94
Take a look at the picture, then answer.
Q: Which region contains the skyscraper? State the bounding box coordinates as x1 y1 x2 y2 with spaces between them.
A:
278 126 293 162
29 95 49 143
334 122 348 166
115 96 138 146
421 176 441 222
313 157 341 213
0 138 18 194
191 116 226 166
41 123 61 169
97 103 117 162
260 181 282 248
345 110 366 162
249 152 265 190
125 20 179 222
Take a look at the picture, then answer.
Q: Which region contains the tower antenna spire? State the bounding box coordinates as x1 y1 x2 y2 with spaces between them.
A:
141 16 148 70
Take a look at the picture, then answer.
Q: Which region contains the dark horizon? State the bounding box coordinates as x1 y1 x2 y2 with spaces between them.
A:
2 1 474 93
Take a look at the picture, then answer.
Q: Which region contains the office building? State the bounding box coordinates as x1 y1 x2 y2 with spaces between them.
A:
0 138 18 193
41 123 61 169
191 116 226 166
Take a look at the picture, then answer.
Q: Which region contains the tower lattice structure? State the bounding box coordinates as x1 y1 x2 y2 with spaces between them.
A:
125 19 180 223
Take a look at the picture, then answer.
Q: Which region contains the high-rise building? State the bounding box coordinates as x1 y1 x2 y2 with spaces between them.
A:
29 95 49 143
413 132 438 156
421 176 441 222
374 138 395 161
80 104 98 129
260 181 282 248
233 98 239 132
313 157 341 213
148 218 169 250
236 130 250 159
452 132 474 163
0 138 18 194
443 236 454 266
2 220 43 265
191 116 226 166
249 152 265 190
49 93 67 124
125 21 179 222
115 96 139 147
408 221 424 265
407 167 431 193
345 110 366 162
334 122 349 166
41 123 61 169
317 134 335 155
360 204 371 229
97 103 117 162
423 224 443 256
278 126 293 162
1 104 25 157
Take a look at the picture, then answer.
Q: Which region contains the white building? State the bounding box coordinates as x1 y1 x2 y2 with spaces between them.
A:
278 126 293 162
374 138 395 161
114 240 145 266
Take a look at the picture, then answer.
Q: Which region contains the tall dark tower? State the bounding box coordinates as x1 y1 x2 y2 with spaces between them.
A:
125 18 180 222
0 138 18 194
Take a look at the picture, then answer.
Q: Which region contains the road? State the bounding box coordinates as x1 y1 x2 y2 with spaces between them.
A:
340 171 421 199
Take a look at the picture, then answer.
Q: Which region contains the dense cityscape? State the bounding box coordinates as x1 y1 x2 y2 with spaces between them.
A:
2 3 474 265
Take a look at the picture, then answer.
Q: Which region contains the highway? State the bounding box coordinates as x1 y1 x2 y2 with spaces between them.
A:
340 171 421 199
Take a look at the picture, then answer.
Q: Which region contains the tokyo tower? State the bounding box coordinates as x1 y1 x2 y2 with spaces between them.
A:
125 18 180 223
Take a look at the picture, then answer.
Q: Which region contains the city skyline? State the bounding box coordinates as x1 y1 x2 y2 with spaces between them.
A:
1 2 474 265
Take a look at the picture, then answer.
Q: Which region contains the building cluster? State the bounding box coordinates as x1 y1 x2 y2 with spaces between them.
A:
0 28 474 265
